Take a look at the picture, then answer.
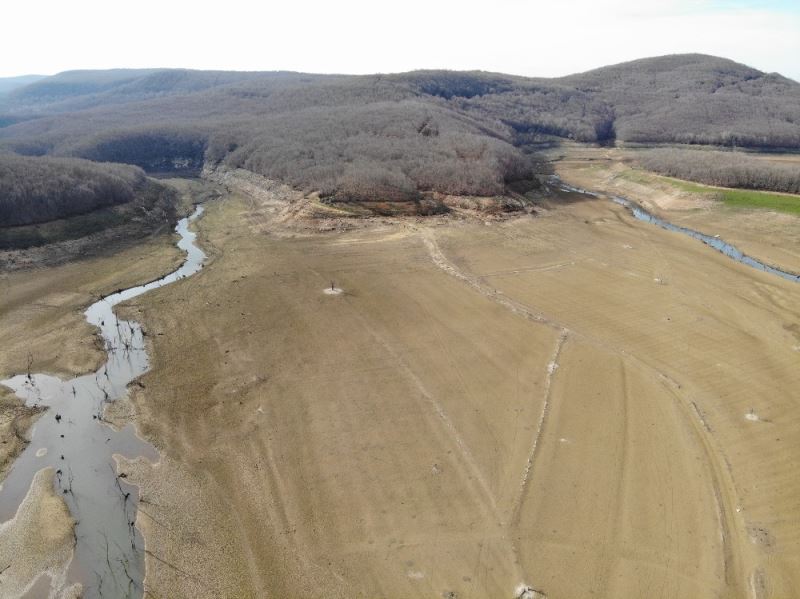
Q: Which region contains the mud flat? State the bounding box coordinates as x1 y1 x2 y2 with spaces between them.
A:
552 145 800 274
3 169 800 597
102 176 799 598
0 233 184 488
0 468 79 598
0 209 203 597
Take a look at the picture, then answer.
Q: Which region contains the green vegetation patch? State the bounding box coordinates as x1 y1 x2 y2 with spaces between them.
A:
659 176 800 214
662 178 708 193
716 188 800 214
622 168 800 215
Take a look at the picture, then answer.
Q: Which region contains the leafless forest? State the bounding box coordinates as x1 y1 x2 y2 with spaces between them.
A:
1 54 798 229
638 148 800 193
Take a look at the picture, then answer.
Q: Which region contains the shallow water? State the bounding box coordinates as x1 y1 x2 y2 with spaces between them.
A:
550 176 800 284
0 206 205 598
611 196 800 284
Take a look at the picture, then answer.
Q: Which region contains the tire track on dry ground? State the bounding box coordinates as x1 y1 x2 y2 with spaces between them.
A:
314 267 500 517
418 225 750 595
420 232 565 334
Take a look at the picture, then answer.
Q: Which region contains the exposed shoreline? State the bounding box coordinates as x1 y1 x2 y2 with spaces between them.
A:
2 162 800 596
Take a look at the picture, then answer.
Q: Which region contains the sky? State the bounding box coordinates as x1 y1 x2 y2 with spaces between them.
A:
2 0 799 80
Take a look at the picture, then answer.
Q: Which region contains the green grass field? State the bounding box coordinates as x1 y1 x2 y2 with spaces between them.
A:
716 188 800 214
623 169 800 215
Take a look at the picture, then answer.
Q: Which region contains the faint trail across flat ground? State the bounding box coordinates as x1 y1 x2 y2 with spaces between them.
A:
509 330 567 528
418 224 752 595
340 287 499 515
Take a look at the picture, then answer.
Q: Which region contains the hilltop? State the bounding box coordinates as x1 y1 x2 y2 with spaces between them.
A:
0 54 798 225
0 75 45 97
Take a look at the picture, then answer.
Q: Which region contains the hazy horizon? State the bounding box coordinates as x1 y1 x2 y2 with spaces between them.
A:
2 52 798 85
3 0 799 81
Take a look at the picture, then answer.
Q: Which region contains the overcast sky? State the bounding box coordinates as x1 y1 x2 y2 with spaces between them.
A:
2 0 799 80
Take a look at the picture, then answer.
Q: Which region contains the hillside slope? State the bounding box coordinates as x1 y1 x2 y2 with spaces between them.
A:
0 54 798 207
559 54 800 146
0 153 177 252
0 153 152 226
0 75 45 97
0 69 280 114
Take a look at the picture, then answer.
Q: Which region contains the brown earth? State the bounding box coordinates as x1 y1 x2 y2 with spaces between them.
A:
3 162 800 598
551 145 800 274
119 172 799 598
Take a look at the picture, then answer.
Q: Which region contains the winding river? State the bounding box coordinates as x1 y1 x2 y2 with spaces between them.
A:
2 174 796 596
0 205 206 598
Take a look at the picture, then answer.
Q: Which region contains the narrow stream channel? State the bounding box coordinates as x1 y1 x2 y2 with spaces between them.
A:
0 205 206 598
611 196 800 283
553 177 800 284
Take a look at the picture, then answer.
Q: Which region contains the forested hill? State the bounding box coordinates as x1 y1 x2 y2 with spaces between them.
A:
0 54 798 206
0 153 160 226
0 75 45 98
0 69 275 113
557 54 800 147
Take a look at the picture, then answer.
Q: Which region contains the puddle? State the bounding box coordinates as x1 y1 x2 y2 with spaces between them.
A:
0 206 206 598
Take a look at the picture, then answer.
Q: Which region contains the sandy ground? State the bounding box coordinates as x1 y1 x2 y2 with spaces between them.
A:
552 146 800 274
430 199 800 597
3 164 800 597
0 234 183 381
106 171 798 598
0 467 80 597
0 388 42 480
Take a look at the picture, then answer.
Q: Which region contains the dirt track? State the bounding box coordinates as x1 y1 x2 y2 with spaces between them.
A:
114 174 800 597
3 168 800 597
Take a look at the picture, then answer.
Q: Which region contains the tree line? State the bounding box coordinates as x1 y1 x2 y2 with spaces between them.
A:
0 54 798 214
638 148 800 194
0 153 151 226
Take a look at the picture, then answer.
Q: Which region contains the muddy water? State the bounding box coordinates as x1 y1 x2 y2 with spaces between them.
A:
0 206 205 598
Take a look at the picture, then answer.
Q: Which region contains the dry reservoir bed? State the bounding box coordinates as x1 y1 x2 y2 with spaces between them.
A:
2 184 800 598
